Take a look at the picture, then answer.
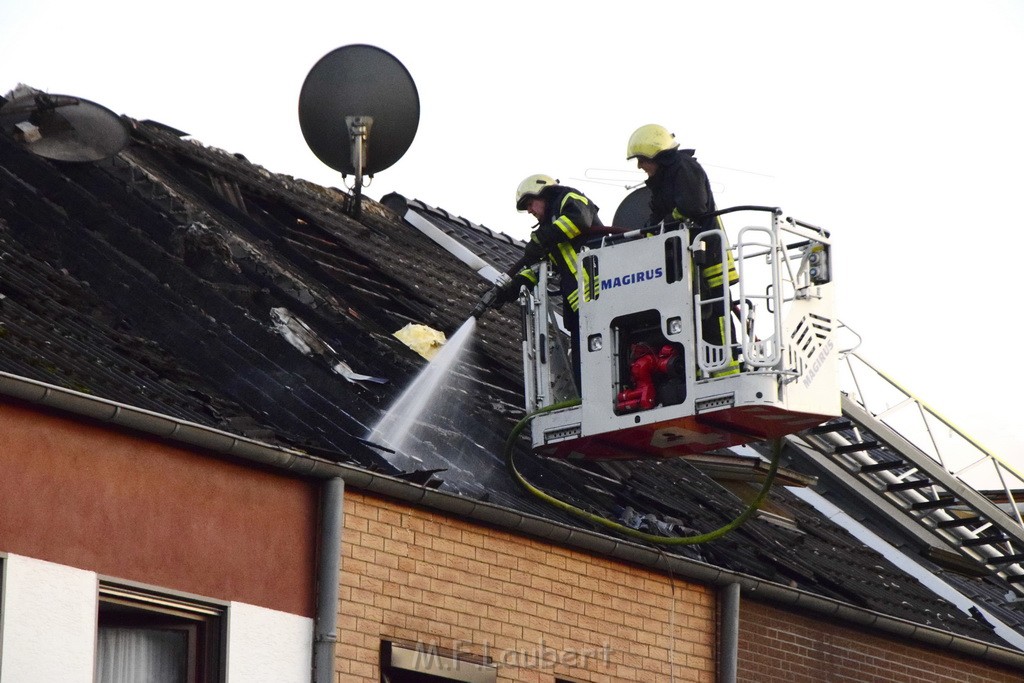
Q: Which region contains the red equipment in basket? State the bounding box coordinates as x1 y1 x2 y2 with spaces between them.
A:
616 343 680 412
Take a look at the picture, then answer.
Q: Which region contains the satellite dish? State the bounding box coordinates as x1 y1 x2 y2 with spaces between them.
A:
0 88 129 162
612 187 652 230
298 44 419 216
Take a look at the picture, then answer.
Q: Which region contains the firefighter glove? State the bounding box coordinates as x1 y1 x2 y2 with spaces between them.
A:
522 237 545 264
494 273 530 306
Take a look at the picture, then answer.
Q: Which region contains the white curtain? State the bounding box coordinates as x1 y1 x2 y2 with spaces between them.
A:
95 627 187 683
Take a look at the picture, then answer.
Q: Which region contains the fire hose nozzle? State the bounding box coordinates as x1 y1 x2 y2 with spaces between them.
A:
471 285 499 319
470 274 511 319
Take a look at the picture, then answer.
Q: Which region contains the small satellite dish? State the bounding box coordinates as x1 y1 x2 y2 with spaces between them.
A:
298 44 419 216
0 88 129 162
612 187 652 230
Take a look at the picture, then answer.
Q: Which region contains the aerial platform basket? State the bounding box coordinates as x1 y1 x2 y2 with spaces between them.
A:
522 206 840 461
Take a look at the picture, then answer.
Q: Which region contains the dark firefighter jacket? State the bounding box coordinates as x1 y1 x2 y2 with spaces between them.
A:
646 148 737 290
513 185 601 312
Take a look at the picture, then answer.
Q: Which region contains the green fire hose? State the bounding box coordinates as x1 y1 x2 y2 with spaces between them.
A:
504 399 783 545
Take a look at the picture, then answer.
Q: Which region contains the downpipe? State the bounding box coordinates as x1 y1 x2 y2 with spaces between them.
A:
313 477 344 683
719 583 741 683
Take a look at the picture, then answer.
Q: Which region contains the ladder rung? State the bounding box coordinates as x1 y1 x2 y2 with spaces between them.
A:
986 553 1024 566
808 419 852 434
859 459 905 474
887 479 934 492
936 516 981 529
833 440 880 454
962 534 1008 548
912 496 957 511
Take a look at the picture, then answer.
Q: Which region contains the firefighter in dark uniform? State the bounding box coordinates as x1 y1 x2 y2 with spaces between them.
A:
626 124 739 376
494 174 602 391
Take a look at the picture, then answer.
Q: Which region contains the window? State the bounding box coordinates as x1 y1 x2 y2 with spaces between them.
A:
664 235 685 284
581 254 600 302
96 584 224 683
381 640 496 683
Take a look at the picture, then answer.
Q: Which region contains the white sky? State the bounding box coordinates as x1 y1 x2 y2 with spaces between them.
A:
2 0 1024 464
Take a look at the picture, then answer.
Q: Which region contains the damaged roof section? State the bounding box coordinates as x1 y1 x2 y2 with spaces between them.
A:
0 241 264 434
2 93 1024 650
0 110 514 473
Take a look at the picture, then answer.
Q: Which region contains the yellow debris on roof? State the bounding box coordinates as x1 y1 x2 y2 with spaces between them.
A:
393 323 447 361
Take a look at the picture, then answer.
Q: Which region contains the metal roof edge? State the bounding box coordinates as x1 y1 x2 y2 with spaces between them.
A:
3 370 1022 670
789 485 1024 652
397 204 503 284
381 193 521 247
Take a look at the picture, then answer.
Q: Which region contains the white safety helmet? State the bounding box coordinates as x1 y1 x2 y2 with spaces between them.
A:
626 124 678 160
515 174 558 211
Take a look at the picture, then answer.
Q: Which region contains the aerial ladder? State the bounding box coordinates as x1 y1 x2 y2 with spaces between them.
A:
781 354 1024 588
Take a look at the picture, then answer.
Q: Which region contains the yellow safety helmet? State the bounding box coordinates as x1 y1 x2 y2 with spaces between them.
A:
515 174 558 211
626 124 678 160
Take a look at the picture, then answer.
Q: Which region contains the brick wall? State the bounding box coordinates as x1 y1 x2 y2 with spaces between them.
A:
337 491 717 682
738 599 1022 683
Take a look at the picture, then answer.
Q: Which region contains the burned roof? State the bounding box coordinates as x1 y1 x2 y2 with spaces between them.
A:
2 95 1022 651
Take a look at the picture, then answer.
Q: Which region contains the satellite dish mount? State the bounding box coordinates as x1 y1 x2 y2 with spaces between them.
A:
346 114 373 209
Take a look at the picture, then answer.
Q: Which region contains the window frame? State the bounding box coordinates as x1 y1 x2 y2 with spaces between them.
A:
96 583 225 683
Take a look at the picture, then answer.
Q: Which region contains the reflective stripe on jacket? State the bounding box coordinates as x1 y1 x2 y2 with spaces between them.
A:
516 186 601 311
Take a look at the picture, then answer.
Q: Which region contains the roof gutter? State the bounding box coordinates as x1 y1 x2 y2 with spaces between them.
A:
4 371 1024 671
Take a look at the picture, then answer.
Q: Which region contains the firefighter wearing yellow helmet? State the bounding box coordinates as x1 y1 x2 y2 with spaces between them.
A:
514 173 558 211
627 123 739 375
490 174 602 390
626 123 679 162
626 123 720 230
